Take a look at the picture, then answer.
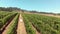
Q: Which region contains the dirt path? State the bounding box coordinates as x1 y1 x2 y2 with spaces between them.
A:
17 14 27 34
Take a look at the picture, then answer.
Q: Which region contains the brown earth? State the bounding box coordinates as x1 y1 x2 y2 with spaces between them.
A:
17 14 27 34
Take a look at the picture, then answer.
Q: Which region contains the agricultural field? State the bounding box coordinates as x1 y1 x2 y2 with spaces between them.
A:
22 13 60 34
0 11 60 34
0 11 19 34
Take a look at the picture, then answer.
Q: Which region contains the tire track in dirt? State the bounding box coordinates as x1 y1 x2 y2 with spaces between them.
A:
17 14 27 34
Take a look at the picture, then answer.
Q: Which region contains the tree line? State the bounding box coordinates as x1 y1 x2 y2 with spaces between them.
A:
0 7 20 11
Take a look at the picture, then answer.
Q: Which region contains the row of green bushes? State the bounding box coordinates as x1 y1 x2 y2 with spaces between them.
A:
23 13 60 34
22 14 36 34
0 12 17 29
0 11 13 19
6 13 19 34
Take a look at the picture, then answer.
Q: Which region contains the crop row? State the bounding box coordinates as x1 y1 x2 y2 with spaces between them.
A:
0 11 13 19
0 12 18 29
6 13 19 34
22 14 36 34
23 13 60 34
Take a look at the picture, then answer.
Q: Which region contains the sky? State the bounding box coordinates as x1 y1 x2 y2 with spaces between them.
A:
0 0 60 13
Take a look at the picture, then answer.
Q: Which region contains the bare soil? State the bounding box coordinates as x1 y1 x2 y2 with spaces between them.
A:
17 14 27 34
